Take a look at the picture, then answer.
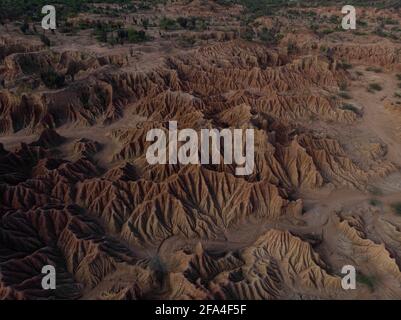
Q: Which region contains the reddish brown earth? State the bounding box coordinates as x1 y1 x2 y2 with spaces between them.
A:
1 1 401 300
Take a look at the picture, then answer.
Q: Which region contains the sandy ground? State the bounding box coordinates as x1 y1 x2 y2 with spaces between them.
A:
2 63 401 249
154 65 401 268
352 67 401 166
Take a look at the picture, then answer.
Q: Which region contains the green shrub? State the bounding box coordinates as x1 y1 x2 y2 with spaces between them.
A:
340 103 361 116
142 18 149 29
380 17 399 25
159 17 179 31
258 27 281 44
93 21 119 43
176 16 207 31
112 28 148 44
40 69 65 89
338 91 352 99
329 15 340 24
96 29 108 42
321 28 335 35
339 62 353 70
374 27 388 37
366 66 383 73
357 273 376 291
369 199 382 206
368 83 383 92
391 202 401 215
78 22 90 30
359 20 368 27
242 26 255 41
215 0 236 6
127 28 147 43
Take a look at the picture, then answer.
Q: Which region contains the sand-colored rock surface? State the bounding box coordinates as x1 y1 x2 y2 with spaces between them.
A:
1 0 401 300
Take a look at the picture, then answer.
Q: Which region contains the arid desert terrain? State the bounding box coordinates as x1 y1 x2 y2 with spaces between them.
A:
1 0 401 300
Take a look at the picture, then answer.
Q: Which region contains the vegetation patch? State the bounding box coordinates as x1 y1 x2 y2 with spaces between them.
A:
391 202 401 215
340 103 362 116
356 273 376 292
40 68 65 89
338 91 352 99
368 83 383 92
366 66 383 73
369 199 382 207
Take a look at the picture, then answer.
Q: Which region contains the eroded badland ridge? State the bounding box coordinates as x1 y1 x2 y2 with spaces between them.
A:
1 0 401 299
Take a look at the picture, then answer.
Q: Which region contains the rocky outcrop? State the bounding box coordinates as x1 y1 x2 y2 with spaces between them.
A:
1 12 401 300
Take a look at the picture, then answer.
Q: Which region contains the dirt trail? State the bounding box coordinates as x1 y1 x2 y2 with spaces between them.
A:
352 68 401 166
